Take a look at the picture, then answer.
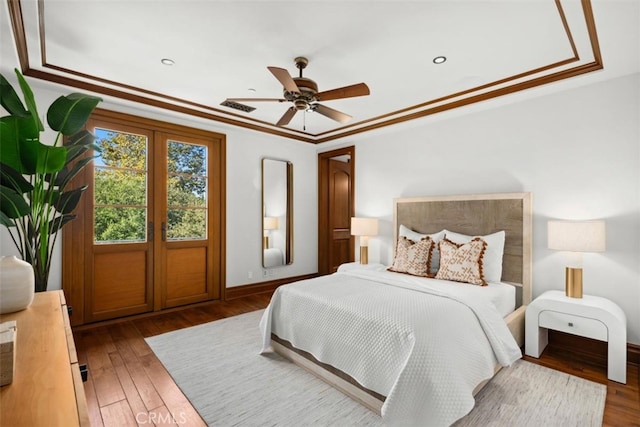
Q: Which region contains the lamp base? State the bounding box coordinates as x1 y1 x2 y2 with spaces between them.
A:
565 267 583 298
360 246 369 265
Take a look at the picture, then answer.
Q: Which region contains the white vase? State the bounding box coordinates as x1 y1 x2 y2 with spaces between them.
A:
0 256 35 314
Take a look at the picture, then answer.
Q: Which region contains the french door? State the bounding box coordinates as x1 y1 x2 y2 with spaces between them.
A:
155 132 222 309
77 111 224 323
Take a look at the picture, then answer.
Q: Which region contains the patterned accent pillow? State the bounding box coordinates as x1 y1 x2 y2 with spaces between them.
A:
443 230 505 282
388 236 434 277
435 237 488 286
399 225 446 276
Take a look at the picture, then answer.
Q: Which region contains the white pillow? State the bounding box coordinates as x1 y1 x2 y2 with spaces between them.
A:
399 225 446 275
443 230 505 282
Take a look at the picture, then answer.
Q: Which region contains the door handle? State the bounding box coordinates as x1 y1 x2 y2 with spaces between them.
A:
148 222 154 241
161 222 167 241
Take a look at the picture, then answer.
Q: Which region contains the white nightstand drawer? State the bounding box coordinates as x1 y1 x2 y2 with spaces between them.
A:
539 310 608 341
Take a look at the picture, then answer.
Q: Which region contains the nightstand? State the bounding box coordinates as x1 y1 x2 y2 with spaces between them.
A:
525 290 627 383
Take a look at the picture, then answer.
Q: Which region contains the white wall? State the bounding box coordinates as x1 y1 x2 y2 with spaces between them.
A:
225 129 317 286
0 78 319 292
339 73 640 344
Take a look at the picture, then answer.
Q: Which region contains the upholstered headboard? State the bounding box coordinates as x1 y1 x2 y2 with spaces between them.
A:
393 192 532 307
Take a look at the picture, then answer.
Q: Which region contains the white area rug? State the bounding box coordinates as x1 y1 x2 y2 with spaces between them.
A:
146 310 606 426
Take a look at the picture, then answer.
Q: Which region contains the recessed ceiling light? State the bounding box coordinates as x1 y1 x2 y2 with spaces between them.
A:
248 88 256 93
433 56 447 64
161 58 175 66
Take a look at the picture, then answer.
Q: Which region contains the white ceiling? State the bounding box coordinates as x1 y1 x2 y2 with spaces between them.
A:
1 0 639 143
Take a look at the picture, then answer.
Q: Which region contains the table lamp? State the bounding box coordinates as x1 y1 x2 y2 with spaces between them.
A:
351 217 379 264
548 220 605 298
263 217 278 249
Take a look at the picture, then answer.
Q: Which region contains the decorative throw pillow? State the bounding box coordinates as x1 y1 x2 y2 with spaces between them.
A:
388 236 434 277
435 237 488 286
443 230 505 283
399 225 446 275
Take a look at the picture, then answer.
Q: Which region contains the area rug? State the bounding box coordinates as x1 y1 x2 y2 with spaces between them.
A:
146 310 606 426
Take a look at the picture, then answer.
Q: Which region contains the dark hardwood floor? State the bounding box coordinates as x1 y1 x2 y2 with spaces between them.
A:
74 293 640 426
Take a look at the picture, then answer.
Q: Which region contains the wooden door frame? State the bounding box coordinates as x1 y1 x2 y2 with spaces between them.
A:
317 146 355 275
62 108 226 326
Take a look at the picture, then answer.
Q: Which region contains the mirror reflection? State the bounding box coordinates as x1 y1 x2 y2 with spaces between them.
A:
262 158 293 267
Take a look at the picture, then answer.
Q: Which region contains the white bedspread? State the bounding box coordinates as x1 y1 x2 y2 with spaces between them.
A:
259 268 522 426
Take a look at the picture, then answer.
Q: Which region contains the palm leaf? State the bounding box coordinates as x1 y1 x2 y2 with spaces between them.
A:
47 93 102 135
53 185 87 214
0 210 15 227
48 214 76 234
15 69 44 132
0 116 39 173
0 73 29 117
0 185 30 218
0 163 33 193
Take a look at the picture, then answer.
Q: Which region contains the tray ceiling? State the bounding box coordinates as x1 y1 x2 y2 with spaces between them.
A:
2 0 637 143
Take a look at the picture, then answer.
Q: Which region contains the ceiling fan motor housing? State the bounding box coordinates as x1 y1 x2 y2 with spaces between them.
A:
285 76 319 110
293 77 318 94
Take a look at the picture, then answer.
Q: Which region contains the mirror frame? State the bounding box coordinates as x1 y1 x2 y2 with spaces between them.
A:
261 158 293 267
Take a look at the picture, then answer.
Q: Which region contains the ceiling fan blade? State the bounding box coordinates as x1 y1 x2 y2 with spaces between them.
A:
225 98 286 102
268 66 300 93
315 82 370 101
313 104 352 123
276 107 297 126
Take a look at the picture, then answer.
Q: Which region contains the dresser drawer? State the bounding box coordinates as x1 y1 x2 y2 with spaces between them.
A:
539 310 608 341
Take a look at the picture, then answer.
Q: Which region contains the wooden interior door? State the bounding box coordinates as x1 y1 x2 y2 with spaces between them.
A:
85 120 155 322
328 159 353 272
155 134 222 309
318 147 355 275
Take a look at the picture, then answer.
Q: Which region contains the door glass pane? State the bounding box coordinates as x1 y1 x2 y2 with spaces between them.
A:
93 128 148 244
168 175 206 207
167 140 207 240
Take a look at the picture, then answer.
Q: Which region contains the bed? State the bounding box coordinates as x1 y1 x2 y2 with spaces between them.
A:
259 192 532 426
263 247 284 267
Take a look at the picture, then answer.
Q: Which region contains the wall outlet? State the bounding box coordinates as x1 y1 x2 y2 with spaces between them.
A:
248 271 253 279
263 269 269 278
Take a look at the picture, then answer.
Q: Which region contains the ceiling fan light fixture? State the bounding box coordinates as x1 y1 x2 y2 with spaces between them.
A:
433 56 447 64
294 99 308 110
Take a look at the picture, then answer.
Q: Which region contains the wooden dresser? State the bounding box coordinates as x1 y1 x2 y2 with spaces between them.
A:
0 291 89 426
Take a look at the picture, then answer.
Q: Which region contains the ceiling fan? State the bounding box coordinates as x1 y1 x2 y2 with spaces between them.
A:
225 57 370 127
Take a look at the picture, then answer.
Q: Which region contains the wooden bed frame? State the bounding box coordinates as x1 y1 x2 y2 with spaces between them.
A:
271 192 533 414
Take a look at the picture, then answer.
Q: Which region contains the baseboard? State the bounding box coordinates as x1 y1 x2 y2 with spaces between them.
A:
629 342 640 366
548 330 640 367
225 273 318 300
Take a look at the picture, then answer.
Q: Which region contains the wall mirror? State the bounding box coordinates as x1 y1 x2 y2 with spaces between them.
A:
262 158 293 267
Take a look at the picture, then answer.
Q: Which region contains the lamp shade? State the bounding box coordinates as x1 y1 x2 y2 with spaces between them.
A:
263 217 279 231
351 217 379 237
548 220 605 252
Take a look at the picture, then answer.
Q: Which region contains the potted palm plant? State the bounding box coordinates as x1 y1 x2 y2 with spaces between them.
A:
0 69 102 293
